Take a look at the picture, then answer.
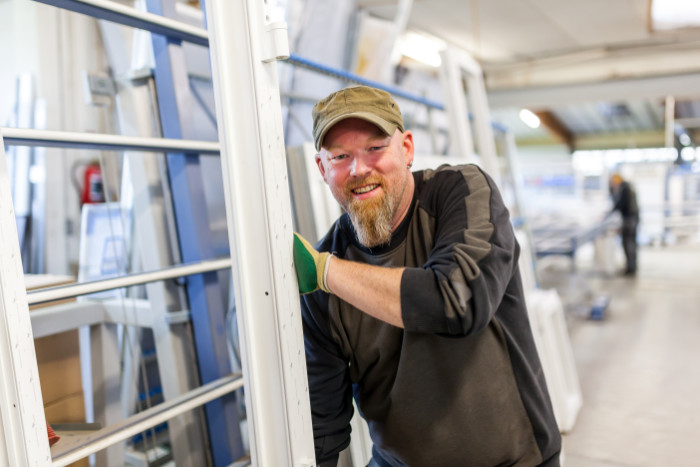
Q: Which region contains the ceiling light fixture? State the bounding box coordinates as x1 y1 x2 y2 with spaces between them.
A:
519 109 541 129
398 31 445 68
680 147 696 162
679 133 691 146
650 0 700 31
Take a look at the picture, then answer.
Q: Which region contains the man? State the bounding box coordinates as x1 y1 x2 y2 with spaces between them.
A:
293 85 561 466
609 173 639 275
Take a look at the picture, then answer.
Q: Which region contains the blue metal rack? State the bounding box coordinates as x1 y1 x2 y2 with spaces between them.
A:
144 0 243 463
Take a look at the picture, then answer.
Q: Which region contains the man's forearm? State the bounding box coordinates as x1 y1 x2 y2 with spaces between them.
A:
325 256 405 328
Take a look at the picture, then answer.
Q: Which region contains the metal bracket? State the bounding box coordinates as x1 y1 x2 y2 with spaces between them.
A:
165 310 191 325
262 22 290 63
121 67 154 83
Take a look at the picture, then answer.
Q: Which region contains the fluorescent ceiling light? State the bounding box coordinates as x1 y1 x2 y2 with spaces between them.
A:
398 31 445 68
519 109 541 129
681 147 696 161
651 0 700 31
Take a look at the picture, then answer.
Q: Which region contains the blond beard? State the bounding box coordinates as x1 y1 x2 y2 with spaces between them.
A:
346 191 395 247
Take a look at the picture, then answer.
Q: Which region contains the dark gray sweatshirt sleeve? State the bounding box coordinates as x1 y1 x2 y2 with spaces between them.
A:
401 165 518 335
300 292 353 464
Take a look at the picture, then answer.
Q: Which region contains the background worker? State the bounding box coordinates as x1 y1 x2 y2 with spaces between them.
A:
293 86 561 466
609 173 639 275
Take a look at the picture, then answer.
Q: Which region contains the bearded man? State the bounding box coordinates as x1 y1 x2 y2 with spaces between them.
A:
293 86 561 467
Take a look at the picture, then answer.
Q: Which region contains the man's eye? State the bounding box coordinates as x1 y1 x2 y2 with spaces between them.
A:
332 154 348 161
369 146 384 152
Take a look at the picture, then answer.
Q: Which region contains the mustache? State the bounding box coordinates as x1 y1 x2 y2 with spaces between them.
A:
346 176 384 192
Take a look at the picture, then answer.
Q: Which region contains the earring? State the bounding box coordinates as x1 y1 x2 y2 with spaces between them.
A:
407 161 413 169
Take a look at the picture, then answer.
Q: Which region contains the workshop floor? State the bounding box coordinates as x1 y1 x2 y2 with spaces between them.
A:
544 240 700 466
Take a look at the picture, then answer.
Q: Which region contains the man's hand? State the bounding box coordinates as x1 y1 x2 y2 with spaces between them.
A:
294 233 405 326
293 233 332 294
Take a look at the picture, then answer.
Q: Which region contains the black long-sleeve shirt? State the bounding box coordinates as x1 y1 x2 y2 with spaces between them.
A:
301 164 561 466
611 181 639 220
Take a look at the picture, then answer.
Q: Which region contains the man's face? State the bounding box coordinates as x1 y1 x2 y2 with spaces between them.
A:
316 118 415 247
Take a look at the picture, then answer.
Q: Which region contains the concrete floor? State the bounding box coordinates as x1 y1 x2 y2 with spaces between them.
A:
544 241 700 466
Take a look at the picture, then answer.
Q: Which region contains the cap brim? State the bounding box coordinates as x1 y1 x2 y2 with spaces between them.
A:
316 111 398 151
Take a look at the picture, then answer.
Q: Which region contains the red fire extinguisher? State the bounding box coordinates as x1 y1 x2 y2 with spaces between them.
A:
73 160 106 205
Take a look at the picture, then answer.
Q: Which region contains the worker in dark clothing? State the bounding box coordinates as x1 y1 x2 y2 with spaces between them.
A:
292 85 561 466
609 173 639 275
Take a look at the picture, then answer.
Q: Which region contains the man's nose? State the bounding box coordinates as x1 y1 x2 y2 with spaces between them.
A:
350 154 370 177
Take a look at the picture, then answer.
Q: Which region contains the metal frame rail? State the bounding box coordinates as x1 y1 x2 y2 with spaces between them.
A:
27 258 232 306
33 0 209 46
286 54 510 133
530 216 621 258
286 55 446 110
1 128 219 154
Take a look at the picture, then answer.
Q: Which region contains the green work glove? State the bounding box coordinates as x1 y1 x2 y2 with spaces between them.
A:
293 233 332 294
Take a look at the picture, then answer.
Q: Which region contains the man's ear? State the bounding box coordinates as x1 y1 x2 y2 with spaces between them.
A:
401 130 415 163
315 153 327 182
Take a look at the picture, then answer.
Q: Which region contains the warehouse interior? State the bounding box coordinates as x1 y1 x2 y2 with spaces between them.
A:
1 0 699 465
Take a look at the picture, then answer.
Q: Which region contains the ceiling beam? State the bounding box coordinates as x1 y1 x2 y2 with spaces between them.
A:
487 72 700 109
514 136 566 147
573 130 666 150
533 110 574 150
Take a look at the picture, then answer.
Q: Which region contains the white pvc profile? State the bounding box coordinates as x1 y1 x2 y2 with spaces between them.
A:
438 47 500 181
51 374 244 467
438 48 477 163
27 257 232 305
0 135 51 465
0 127 220 154
203 0 315 464
30 301 107 339
29 299 160 339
